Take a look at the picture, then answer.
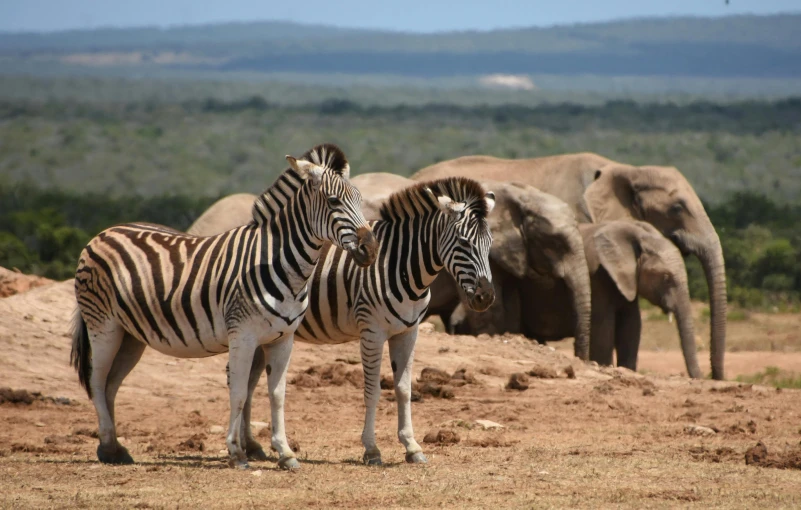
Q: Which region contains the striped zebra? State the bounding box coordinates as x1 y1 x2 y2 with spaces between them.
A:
71 144 378 470
242 177 495 465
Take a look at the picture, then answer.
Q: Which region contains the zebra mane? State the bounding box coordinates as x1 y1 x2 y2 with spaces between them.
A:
251 143 350 225
379 177 490 221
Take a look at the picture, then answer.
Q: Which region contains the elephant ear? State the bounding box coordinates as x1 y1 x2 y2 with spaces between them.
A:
583 165 640 223
486 187 529 279
593 224 639 302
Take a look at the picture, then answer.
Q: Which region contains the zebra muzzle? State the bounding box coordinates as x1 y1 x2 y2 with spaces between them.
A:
467 276 495 312
350 227 379 267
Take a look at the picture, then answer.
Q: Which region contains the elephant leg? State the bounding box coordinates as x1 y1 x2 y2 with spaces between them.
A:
614 304 642 372
590 307 616 367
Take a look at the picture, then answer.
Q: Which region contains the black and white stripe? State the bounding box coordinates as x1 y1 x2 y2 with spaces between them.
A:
71 143 376 470
248 177 496 465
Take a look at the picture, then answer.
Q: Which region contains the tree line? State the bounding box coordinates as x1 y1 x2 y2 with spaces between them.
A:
1 183 798 310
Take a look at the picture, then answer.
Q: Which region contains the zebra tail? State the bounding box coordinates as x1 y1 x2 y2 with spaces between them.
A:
70 309 93 398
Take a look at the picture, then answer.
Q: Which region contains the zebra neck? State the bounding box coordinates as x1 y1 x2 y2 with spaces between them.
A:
376 214 444 299
258 186 324 293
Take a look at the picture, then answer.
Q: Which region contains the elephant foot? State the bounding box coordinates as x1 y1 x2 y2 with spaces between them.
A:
97 443 134 465
278 456 300 471
405 451 428 464
246 441 269 462
363 451 382 466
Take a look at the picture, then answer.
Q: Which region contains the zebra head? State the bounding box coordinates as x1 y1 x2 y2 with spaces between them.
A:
286 144 378 267
426 178 496 312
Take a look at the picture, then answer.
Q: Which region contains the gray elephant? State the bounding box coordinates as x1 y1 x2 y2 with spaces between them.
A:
353 174 594 361
187 193 258 236
452 220 701 378
412 153 727 380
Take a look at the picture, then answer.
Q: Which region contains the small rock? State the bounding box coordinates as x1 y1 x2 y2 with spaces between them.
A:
209 425 225 434
419 367 452 384
527 365 558 379
250 421 270 435
685 425 716 436
451 368 477 384
747 420 757 434
423 429 460 445
418 322 435 334
34 422 45 428
252 470 263 477
380 375 394 390
334 357 359 365
745 441 768 466
642 387 655 396
564 365 576 379
506 373 530 391
475 419 504 430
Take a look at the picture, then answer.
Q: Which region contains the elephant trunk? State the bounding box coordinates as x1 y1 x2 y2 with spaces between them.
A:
564 258 592 361
700 236 727 380
674 291 702 379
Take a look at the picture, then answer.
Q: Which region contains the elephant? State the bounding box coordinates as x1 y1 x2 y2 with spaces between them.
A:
187 193 258 236
352 173 594 361
451 220 702 378
412 153 727 380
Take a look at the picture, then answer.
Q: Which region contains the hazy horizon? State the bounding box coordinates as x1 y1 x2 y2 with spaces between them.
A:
2 0 800 34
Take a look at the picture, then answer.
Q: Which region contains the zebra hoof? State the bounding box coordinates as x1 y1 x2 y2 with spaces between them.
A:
228 455 250 470
97 444 134 465
405 452 428 464
278 456 300 471
363 452 382 466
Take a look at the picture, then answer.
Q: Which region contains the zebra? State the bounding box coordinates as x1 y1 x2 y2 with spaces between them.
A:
240 177 496 465
71 143 379 470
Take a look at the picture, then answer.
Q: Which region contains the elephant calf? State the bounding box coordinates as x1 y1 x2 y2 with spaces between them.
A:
452 220 702 379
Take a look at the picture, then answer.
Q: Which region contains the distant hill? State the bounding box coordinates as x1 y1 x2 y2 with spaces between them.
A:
1 14 799 79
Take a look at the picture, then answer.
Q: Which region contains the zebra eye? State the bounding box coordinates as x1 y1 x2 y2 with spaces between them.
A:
458 236 470 247
327 196 342 207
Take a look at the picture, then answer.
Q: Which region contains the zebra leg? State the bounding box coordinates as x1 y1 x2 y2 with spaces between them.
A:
105 334 146 425
388 327 426 464
360 333 385 466
226 336 259 469
264 334 299 470
88 323 134 464
241 346 269 461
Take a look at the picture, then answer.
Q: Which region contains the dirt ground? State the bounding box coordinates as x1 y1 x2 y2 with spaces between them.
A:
1 278 800 509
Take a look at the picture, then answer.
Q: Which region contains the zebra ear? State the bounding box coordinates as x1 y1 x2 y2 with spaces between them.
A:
485 191 496 214
287 156 324 189
437 195 466 219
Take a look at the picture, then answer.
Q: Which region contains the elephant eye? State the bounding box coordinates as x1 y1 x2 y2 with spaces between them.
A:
669 202 685 215
327 196 342 207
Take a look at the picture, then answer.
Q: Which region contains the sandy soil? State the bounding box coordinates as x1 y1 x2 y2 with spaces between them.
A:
1 279 800 509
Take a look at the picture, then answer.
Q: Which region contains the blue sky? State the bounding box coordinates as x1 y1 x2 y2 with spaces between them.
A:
1 0 799 33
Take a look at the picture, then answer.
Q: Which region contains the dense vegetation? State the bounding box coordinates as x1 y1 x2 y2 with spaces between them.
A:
1 96 800 202
0 70 799 309
1 183 798 310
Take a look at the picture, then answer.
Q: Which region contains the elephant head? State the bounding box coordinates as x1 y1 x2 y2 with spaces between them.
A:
584 164 726 379
586 221 701 378
473 181 592 359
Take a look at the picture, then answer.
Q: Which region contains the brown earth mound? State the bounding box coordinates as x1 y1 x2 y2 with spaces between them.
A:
1 273 801 507
0 267 53 298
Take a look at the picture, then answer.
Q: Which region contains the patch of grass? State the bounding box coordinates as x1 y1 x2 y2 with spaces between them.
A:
736 366 801 389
